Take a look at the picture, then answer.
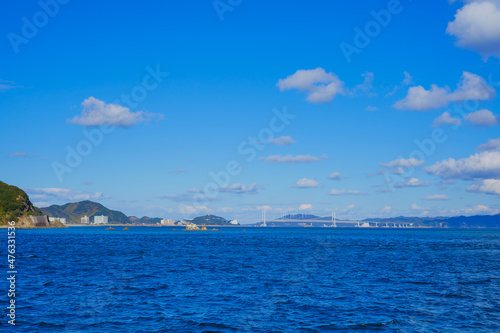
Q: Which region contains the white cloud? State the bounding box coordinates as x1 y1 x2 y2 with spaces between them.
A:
25 188 106 204
350 71 376 96
69 97 163 127
276 68 345 103
269 136 296 146
477 138 500 151
446 0 500 59
257 205 272 212
467 179 500 195
453 204 499 215
219 183 260 194
8 152 29 157
260 154 328 164
179 205 211 214
299 204 312 211
432 111 462 127
394 72 495 111
381 158 425 168
329 189 367 195
295 178 319 188
411 203 426 210
422 194 450 201
344 204 357 213
381 205 392 214
426 151 500 179
33 201 51 208
386 71 414 97
465 109 499 127
365 106 379 112
328 172 342 180
393 178 431 188
0 79 20 92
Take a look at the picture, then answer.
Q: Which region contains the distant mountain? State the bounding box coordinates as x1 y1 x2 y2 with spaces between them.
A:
41 200 130 224
188 215 232 226
363 214 500 228
0 181 42 224
129 216 162 224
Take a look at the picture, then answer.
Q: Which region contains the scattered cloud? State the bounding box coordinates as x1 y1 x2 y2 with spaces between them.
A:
8 152 29 157
381 205 392 214
260 154 328 164
169 168 187 174
422 194 450 201
269 136 296 146
350 71 376 97
393 178 431 188
69 96 163 127
276 68 344 103
329 189 367 195
386 71 413 97
295 178 319 188
381 158 425 168
218 207 233 213
465 109 499 127
477 138 500 151
393 72 495 111
467 179 500 195
365 106 379 112
219 183 260 194
426 151 500 180
0 79 20 92
25 188 107 204
327 172 342 180
299 204 312 211
344 204 357 213
257 205 272 212
453 204 499 215
446 0 500 59
432 111 462 127
178 205 211 215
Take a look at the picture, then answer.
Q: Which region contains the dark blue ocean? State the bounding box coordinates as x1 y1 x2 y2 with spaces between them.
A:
1 227 500 332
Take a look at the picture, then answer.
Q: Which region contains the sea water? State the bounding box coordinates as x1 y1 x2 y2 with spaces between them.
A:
1 227 499 332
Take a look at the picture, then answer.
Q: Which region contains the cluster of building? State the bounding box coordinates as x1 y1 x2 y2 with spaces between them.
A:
80 215 108 224
49 217 67 224
160 218 175 226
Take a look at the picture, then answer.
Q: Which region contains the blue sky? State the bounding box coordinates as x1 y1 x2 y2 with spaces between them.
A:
1 0 500 221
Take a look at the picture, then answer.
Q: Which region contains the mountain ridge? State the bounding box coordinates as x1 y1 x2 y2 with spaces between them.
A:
41 200 130 224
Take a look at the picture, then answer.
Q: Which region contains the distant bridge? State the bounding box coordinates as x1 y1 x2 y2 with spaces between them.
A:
237 218 414 228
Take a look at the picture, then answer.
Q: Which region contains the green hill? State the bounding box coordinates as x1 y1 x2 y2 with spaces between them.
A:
41 200 131 224
129 216 162 224
189 214 232 226
0 181 42 224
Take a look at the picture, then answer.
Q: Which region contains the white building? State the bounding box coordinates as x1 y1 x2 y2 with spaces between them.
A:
230 220 239 225
49 217 67 224
81 215 90 224
94 215 108 224
161 218 175 226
